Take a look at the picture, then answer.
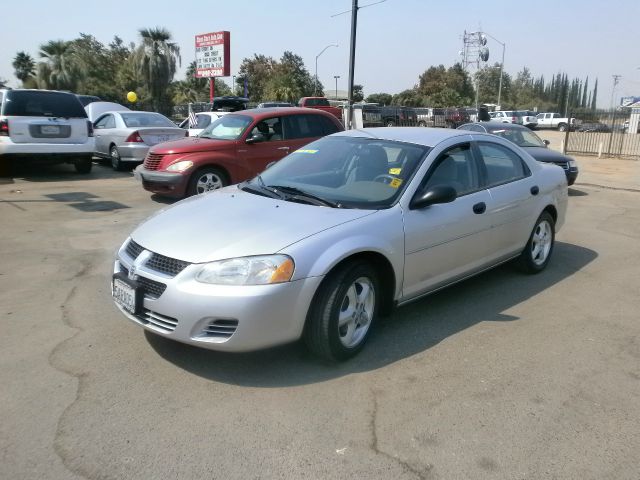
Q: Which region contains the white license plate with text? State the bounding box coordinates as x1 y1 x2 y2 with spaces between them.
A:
113 277 138 314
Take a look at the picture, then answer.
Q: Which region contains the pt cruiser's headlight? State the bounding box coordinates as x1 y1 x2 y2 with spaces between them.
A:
195 255 295 285
166 160 194 172
568 160 577 168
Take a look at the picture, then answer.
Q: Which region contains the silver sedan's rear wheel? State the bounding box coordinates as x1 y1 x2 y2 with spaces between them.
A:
517 212 555 273
187 167 227 196
305 261 379 361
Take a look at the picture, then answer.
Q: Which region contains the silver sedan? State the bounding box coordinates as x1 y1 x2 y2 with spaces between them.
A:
112 128 568 361
93 111 186 170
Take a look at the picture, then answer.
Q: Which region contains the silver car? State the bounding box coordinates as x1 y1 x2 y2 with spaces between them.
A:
93 111 186 170
112 128 568 360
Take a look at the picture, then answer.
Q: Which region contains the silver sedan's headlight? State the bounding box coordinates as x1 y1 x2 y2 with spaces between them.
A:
195 255 295 285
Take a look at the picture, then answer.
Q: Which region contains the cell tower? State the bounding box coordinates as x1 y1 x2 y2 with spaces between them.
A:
460 30 490 71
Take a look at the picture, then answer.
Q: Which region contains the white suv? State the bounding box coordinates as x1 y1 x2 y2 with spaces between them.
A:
0 89 95 173
489 110 538 129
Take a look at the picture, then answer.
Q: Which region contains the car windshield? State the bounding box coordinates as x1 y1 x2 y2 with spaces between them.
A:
121 112 175 128
198 114 252 140
489 128 546 148
243 136 429 209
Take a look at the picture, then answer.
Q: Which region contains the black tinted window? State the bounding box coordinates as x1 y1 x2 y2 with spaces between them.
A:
284 114 326 139
3 91 87 118
425 144 479 196
477 142 529 187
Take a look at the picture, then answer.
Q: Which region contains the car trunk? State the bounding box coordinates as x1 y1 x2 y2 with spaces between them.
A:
136 128 185 146
8 117 88 144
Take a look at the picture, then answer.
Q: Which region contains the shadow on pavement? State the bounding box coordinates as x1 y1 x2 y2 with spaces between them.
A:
146 241 598 387
568 188 589 197
2 161 133 182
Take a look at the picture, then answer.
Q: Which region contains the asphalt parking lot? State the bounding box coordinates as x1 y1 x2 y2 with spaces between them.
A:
1 153 639 479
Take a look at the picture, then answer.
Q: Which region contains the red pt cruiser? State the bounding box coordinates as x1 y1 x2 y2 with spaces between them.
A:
135 107 344 198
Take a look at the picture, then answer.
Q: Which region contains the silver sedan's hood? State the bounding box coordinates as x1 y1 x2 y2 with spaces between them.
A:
132 187 376 263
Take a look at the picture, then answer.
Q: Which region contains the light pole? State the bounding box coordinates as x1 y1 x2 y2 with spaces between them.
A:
315 43 338 95
482 32 506 109
334 75 340 99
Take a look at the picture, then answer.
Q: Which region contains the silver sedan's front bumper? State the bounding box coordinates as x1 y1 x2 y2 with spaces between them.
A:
112 255 323 352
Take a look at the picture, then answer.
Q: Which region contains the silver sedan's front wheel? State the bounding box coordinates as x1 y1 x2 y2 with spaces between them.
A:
337 276 375 348
305 261 380 361
517 211 555 273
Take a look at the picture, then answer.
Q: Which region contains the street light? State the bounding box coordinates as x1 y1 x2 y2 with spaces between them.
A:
482 32 506 109
315 43 338 95
334 75 340 99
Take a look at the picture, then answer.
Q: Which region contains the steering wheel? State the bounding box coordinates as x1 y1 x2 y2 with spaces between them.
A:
373 174 396 184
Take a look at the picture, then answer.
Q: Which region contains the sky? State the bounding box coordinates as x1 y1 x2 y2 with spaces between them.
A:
2 0 639 108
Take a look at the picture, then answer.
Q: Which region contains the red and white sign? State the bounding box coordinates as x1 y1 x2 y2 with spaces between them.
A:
195 31 230 78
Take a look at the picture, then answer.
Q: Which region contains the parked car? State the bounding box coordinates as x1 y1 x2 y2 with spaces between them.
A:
257 102 295 108
93 111 187 170
85 101 129 122
298 97 342 120
112 127 568 361
536 112 578 131
380 106 418 126
444 108 471 128
458 122 578 185
134 107 344 198
0 88 94 173
210 96 249 112
178 112 228 137
76 94 101 107
576 122 611 133
490 110 537 129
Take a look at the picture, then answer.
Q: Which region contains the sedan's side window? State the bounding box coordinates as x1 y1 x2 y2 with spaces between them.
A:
424 143 479 196
477 142 530 187
94 114 113 129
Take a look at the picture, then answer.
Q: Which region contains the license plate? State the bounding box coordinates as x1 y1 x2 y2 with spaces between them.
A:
150 135 170 145
41 125 61 135
112 275 139 314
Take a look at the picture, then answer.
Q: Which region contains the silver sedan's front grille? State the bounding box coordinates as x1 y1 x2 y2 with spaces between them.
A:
145 252 190 277
125 239 144 260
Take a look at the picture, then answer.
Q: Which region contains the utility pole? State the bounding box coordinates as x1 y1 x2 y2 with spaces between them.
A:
609 74 621 110
346 0 358 129
334 75 340 99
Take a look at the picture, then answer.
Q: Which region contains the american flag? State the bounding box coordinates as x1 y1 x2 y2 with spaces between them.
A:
188 106 197 128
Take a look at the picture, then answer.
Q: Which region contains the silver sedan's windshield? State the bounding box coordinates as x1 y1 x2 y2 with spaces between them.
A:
247 136 429 209
489 128 546 148
199 114 252 140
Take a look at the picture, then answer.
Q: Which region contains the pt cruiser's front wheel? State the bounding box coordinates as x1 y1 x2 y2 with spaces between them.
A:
305 261 379 361
517 211 555 273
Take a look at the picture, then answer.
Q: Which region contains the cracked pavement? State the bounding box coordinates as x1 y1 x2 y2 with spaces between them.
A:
1 156 639 479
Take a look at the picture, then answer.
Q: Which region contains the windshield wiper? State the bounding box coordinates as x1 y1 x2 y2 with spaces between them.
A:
240 176 286 199
268 185 342 208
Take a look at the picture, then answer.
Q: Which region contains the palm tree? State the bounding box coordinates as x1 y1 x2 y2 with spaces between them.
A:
38 40 79 90
135 27 181 113
12 52 36 85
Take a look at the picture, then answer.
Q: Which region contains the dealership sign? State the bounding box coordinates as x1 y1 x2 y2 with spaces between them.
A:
195 31 230 78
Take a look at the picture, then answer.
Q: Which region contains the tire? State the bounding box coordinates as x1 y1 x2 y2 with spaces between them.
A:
110 145 124 171
516 212 555 274
385 120 396 127
304 261 380 361
418 121 427 127
558 123 568 132
74 157 93 174
187 167 228 196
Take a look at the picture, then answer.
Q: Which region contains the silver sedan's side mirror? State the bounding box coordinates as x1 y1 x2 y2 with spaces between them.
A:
410 185 457 210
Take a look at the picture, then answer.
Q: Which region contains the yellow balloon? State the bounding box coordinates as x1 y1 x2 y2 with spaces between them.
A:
126 91 137 103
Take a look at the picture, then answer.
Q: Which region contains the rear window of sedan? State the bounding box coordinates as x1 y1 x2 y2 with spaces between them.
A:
2 90 87 118
121 112 175 128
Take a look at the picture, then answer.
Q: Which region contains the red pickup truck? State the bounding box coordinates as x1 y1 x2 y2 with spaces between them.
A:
298 97 342 120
